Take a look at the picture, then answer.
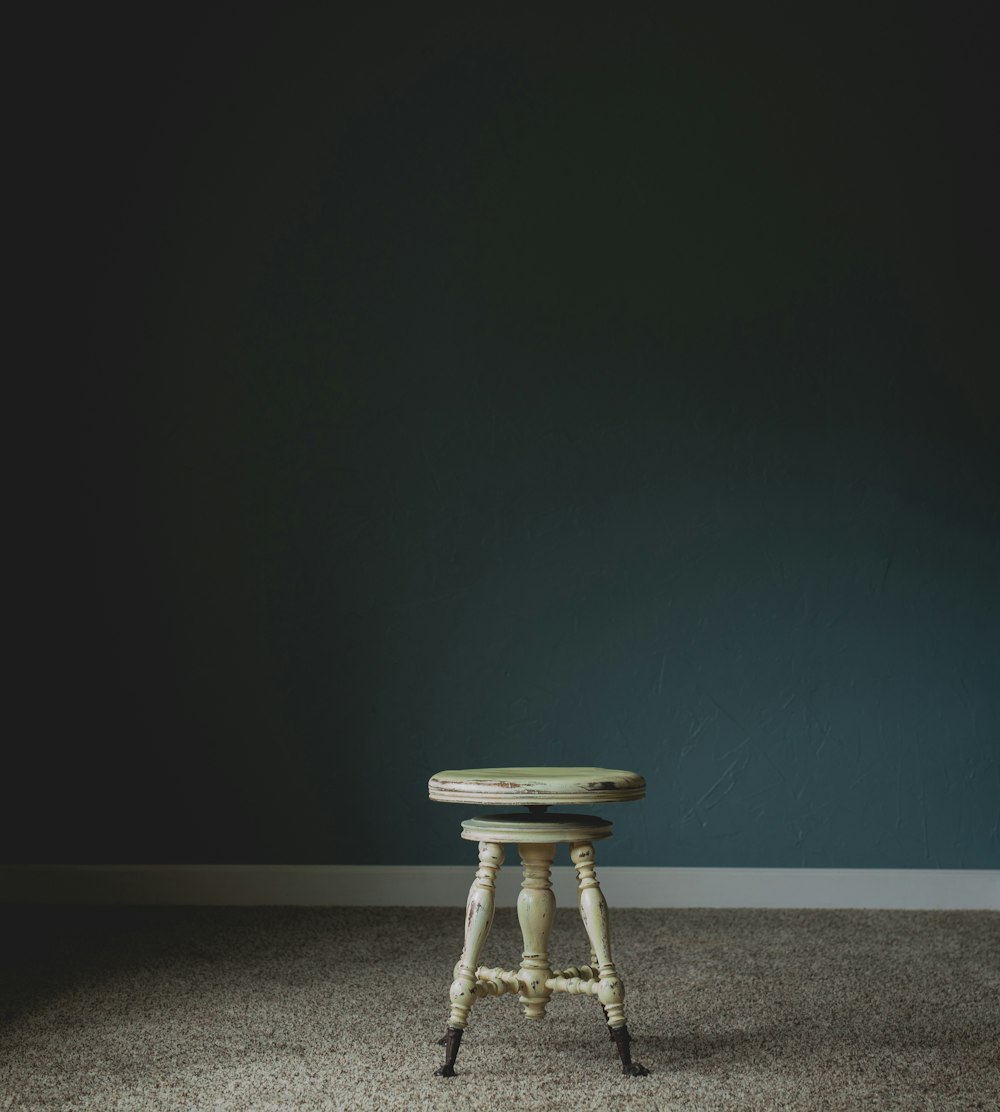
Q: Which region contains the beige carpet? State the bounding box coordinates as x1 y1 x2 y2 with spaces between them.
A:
0 905 997 1111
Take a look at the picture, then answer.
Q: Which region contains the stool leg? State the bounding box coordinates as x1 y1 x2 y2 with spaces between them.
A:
436 840 503 1077
577 878 614 1041
570 841 649 1077
517 841 557 1019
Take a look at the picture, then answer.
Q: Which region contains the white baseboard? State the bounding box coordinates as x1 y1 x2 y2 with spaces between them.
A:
1 865 996 910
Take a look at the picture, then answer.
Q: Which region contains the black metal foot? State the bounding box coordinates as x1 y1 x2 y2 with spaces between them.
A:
434 1026 463 1077
610 1024 649 1076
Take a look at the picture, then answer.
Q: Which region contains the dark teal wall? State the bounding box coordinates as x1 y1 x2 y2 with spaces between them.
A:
13 9 998 867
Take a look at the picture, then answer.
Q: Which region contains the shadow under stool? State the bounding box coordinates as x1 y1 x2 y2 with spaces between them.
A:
427 766 649 1078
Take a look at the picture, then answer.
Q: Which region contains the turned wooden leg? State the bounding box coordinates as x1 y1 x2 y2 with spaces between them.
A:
571 841 649 1076
578 878 613 1041
517 841 557 1019
436 841 503 1077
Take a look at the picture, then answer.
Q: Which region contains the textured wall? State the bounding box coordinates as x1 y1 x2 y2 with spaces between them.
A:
13 10 998 867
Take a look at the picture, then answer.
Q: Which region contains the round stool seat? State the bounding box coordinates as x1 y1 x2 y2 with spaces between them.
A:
460 812 613 843
428 766 645 806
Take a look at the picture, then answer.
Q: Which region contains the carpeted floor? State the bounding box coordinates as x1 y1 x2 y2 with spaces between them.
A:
0 906 996 1111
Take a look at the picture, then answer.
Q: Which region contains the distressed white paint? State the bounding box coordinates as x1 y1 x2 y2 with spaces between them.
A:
428 766 646 805
572 841 627 1028
447 841 503 1030
433 769 642 1037
460 813 612 843
2 865 996 909
516 842 557 1018
437 836 638 1034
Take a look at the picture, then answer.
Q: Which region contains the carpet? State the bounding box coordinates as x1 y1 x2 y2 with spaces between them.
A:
1 906 996 1110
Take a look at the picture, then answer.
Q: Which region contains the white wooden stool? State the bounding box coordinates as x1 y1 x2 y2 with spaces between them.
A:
428 766 649 1078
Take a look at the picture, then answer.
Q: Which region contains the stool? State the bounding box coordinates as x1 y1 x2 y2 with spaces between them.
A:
427 766 649 1078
